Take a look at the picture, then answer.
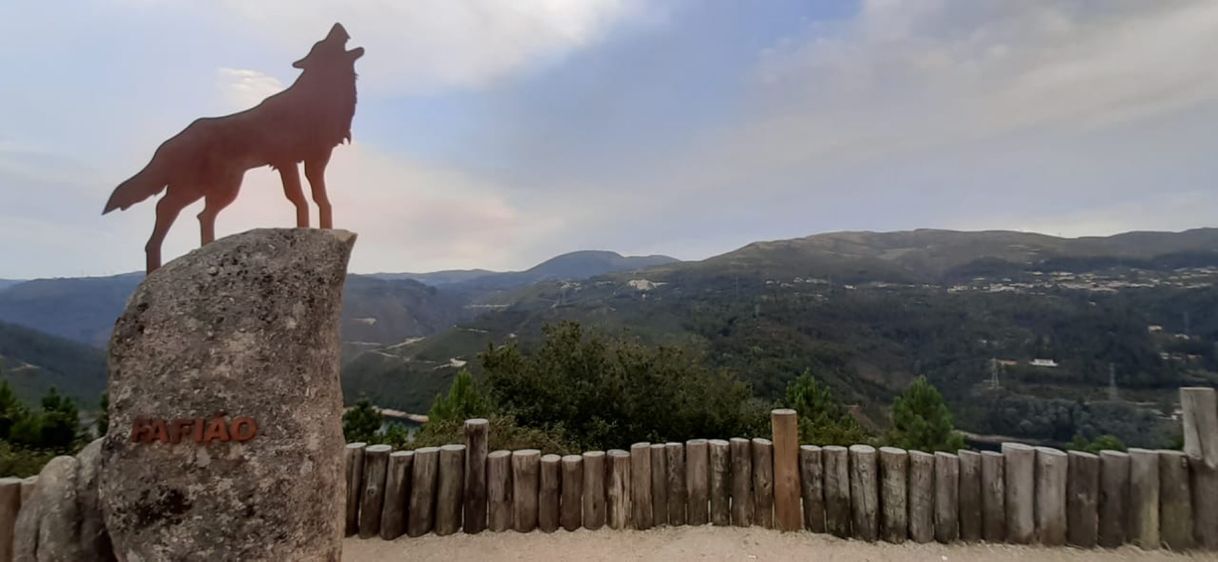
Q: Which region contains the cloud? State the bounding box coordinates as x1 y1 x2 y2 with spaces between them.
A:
216 68 284 110
215 0 650 94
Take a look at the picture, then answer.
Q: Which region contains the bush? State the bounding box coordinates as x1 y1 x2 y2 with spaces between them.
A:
342 398 382 444
783 370 872 446
1068 433 1127 454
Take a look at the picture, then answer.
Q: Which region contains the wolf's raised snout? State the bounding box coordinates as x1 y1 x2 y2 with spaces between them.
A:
103 23 362 273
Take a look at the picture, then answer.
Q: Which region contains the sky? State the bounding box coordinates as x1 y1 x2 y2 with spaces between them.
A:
1 0 1216 278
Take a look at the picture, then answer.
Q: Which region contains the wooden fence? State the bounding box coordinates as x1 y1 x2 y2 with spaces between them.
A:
344 388 1218 550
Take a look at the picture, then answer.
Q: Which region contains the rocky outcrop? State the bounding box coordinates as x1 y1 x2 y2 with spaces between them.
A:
14 455 83 562
99 228 355 561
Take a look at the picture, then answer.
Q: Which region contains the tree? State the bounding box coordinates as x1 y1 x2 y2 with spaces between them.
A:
887 376 965 452
1068 433 1126 454
38 387 79 450
783 371 871 446
96 393 110 437
0 381 25 440
427 369 492 424
342 399 382 444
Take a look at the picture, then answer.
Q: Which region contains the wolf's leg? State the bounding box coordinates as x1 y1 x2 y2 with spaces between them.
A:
304 150 333 229
146 188 196 273
198 183 240 246
279 163 309 228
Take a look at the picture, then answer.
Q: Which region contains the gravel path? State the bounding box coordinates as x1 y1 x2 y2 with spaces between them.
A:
344 526 1206 561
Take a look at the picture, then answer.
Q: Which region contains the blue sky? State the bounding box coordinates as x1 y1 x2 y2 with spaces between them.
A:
2 1 1216 278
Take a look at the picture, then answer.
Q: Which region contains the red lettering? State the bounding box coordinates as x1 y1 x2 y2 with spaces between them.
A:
230 417 258 442
202 417 231 443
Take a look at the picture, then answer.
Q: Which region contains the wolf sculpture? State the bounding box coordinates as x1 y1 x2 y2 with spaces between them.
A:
103 23 364 272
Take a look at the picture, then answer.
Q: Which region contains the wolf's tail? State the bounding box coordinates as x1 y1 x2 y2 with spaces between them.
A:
103 157 169 214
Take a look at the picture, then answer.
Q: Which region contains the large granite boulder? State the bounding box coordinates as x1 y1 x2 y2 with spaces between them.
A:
14 455 83 562
100 228 356 561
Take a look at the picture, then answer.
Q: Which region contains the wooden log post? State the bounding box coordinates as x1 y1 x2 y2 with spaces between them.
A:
436 444 467 536
407 446 440 537
358 444 392 539
631 443 654 530
650 444 668 527
771 409 801 532
823 445 851 539
1034 447 1067 546
665 443 687 526
1127 448 1159 549
343 442 367 536
752 438 775 529
511 449 541 533
878 447 907 543
908 450 935 544
1181 386 1218 550
380 450 414 540
581 451 606 530
0 477 21 562
1098 450 1129 548
729 438 753 527
957 450 982 543
709 439 731 526
800 445 826 533
607 449 631 530
487 450 513 532
850 445 879 542
560 455 583 531
1001 442 1035 544
686 440 710 525
1158 449 1194 550
1066 450 1099 548
538 454 561 533
933 452 959 544
979 451 1005 543
463 418 489 534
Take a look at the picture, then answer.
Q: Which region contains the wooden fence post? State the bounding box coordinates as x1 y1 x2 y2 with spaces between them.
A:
511 449 541 533
1034 447 1066 545
878 447 907 543
1128 448 1159 549
771 409 801 532
650 444 668 527
407 446 440 537
539 454 561 533
343 442 366 536
979 451 1005 543
380 450 413 540
823 445 851 538
487 450 513 532
934 452 959 544
799 445 826 533
709 439 731 526
608 449 631 530
0 477 21 562
560 455 583 531
752 438 775 529
359 444 392 539
1098 450 1129 548
631 443 654 530
581 451 606 530
850 445 879 542
436 444 467 536
1182 386 1218 550
1001 442 1035 544
1066 450 1099 548
686 440 710 525
666 443 687 526
463 418 489 534
1158 449 1194 550
908 450 934 544
729 438 753 527
957 450 982 542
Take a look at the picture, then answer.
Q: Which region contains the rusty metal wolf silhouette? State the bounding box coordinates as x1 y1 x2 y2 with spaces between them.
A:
103 23 363 273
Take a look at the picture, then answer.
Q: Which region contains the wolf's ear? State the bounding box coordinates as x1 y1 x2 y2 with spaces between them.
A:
347 47 365 61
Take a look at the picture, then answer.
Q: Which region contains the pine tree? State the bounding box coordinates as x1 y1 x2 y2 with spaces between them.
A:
0 380 26 440
428 369 492 424
784 370 870 446
96 393 110 437
38 387 80 450
342 399 382 444
887 376 964 452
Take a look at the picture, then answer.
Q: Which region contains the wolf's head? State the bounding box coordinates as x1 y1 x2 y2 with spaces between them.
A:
293 23 364 71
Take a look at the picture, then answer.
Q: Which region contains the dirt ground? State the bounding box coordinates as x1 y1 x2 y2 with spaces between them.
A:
343 526 1210 561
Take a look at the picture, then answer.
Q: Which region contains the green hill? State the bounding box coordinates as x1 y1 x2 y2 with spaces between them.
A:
0 320 106 407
